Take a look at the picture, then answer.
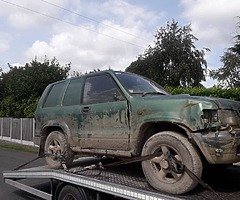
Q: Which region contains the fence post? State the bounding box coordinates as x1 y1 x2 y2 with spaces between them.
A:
20 118 23 144
1 118 3 139
32 118 35 146
10 118 13 142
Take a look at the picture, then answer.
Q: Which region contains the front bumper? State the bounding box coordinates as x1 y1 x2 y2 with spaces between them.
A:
193 129 240 164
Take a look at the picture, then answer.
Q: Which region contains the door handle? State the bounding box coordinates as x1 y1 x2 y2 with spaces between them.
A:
82 106 90 113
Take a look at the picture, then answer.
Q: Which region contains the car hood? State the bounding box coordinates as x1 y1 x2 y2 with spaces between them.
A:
131 94 240 131
143 94 240 111
208 97 240 110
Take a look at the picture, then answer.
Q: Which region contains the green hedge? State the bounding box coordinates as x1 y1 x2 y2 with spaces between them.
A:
166 87 240 101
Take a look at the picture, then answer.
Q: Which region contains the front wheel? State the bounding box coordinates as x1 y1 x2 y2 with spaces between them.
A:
141 131 203 194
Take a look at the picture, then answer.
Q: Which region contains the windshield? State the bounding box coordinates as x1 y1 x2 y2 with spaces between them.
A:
115 72 169 95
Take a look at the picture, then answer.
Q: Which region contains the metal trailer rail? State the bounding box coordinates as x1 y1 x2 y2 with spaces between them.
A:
3 157 182 200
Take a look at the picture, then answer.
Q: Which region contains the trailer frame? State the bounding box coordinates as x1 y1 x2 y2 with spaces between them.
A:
3 157 181 200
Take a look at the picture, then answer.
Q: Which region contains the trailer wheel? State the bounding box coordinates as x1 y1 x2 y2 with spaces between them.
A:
45 131 74 169
141 131 202 194
58 185 88 200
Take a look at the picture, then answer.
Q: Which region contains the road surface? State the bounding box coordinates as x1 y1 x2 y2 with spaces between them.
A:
0 147 46 200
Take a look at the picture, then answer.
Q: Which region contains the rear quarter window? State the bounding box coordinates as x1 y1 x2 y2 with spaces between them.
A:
43 82 65 108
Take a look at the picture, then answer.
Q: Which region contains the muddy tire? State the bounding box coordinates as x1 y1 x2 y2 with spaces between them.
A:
44 131 74 169
141 131 202 194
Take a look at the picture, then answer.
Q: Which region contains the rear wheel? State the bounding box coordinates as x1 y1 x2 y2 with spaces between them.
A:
58 185 90 200
141 131 203 194
44 131 74 169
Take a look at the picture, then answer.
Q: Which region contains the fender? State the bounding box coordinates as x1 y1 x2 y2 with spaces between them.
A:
40 120 74 146
38 120 75 156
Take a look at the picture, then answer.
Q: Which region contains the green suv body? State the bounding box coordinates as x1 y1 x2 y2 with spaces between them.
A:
35 70 240 194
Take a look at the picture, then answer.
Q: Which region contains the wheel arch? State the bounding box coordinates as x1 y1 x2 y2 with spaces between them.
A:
135 121 202 157
38 120 74 156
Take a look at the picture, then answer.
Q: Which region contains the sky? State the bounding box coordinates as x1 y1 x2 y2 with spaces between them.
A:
0 0 239 87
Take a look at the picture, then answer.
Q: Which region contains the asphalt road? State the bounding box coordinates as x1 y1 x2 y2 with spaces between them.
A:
1 147 240 200
0 147 47 200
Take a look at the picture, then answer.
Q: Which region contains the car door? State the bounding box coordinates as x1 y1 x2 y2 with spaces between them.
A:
59 77 85 144
79 73 130 150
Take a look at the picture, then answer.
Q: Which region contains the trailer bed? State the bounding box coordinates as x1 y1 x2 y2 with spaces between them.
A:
3 157 240 200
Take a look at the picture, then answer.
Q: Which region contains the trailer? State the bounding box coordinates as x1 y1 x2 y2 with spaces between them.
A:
3 157 182 200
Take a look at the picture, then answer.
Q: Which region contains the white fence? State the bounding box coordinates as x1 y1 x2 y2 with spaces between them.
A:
0 118 35 146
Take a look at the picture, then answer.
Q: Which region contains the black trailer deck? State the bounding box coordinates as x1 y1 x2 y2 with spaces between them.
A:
3 157 240 200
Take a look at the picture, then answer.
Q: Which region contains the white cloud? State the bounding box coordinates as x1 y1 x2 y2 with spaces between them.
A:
0 32 11 53
181 0 240 48
25 0 161 73
0 41 9 53
100 0 162 29
26 25 146 72
0 0 68 29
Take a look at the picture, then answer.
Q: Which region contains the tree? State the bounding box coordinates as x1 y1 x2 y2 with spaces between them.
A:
0 57 70 117
211 51 240 88
230 35 240 55
210 18 240 88
126 20 208 87
230 17 240 55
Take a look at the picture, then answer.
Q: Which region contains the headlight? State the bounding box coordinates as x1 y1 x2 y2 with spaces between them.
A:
202 109 219 124
219 110 238 126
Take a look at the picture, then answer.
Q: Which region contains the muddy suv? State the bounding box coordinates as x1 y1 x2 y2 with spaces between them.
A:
35 70 240 194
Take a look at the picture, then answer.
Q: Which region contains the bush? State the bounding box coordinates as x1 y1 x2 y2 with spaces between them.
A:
0 96 39 118
166 87 240 101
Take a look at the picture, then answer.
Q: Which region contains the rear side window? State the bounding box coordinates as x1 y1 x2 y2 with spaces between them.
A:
63 78 84 106
43 82 65 108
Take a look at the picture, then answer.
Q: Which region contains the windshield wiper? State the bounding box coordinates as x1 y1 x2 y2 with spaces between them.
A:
142 92 165 97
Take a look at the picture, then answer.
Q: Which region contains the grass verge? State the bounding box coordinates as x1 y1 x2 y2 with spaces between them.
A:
0 140 38 154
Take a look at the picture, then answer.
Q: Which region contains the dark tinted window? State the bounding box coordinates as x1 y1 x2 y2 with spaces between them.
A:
44 82 64 107
63 78 84 106
83 74 123 104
